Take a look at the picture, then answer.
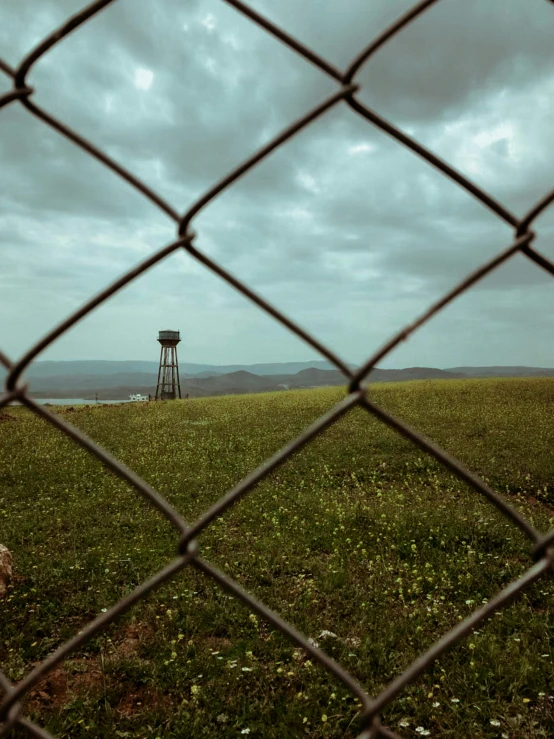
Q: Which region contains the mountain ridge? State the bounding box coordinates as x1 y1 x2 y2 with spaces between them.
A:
17 363 554 400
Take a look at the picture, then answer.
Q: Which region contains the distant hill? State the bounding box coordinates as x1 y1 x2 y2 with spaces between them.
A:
1 359 337 381
9 361 554 400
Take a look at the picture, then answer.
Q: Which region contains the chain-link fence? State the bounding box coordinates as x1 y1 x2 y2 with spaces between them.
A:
2 1 554 737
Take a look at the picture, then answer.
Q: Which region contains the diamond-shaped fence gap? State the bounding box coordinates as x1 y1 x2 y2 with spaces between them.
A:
188 103 510 364
16 241 348 407
24 256 350 510
45 0 339 205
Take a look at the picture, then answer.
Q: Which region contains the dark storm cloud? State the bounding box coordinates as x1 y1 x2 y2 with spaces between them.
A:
1 0 554 367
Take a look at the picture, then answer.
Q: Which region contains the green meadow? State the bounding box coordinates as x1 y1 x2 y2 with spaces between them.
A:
1 378 554 738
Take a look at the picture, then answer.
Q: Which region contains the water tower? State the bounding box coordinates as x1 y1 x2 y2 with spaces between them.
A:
155 330 182 400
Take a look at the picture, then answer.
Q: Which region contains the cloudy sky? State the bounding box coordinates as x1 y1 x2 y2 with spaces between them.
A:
1 0 554 369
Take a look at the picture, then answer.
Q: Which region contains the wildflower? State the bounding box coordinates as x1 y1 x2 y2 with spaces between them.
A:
451 698 460 703
191 685 200 696
321 715 328 723
415 728 430 736
398 719 410 727
432 701 440 708
242 667 252 672
241 730 251 735
490 719 501 727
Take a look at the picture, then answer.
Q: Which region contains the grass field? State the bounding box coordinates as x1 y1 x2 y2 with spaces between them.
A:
2 378 554 738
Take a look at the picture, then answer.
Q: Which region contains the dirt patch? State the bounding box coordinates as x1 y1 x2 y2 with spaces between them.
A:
26 657 172 720
26 657 104 712
112 622 154 658
116 685 172 719
28 666 69 710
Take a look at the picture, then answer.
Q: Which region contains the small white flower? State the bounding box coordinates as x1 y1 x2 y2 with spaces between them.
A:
241 667 253 672
241 730 251 735
490 719 501 727
398 719 410 727
451 698 460 703
415 728 430 736
318 630 338 639
432 701 440 707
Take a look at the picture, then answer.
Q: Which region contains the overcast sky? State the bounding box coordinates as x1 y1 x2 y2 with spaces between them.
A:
1 0 554 369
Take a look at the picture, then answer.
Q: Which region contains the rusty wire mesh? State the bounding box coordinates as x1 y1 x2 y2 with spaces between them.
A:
2 1 554 737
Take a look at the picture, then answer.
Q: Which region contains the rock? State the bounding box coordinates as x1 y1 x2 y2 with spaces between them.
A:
0 545 13 598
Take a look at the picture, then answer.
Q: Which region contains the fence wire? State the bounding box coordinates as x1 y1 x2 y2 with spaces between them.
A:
1 1 554 737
